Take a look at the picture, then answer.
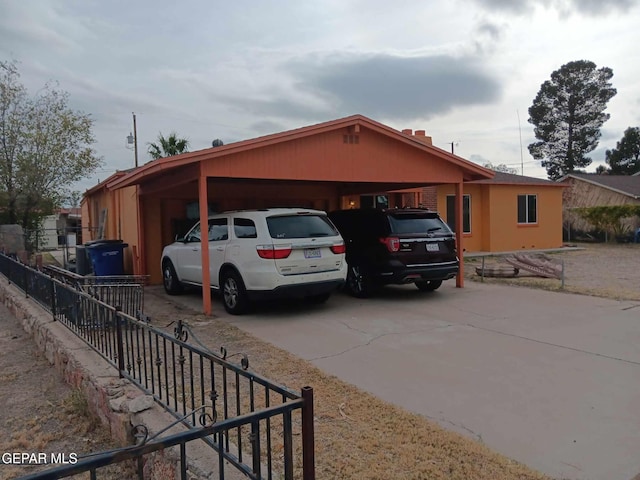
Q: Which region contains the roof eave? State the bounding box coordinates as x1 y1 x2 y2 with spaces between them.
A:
562 174 639 199
108 114 494 189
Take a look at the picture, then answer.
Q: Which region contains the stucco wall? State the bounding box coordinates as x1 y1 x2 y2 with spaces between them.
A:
438 184 564 252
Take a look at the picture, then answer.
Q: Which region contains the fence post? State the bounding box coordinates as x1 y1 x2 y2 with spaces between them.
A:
115 306 125 378
50 279 57 321
301 386 315 480
24 263 29 298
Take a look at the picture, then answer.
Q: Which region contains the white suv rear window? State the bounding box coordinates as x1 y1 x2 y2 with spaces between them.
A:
267 215 338 239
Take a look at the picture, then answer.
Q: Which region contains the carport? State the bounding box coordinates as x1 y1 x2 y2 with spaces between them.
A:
107 114 493 314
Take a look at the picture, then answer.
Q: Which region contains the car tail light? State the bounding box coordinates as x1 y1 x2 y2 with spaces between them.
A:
330 242 346 254
256 244 292 259
379 237 400 252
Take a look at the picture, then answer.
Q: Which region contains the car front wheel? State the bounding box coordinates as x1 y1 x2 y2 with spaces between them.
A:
222 271 250 315
415 280 442 292
162 260 183 295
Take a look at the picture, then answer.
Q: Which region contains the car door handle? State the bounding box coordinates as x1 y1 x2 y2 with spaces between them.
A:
216 247 224 251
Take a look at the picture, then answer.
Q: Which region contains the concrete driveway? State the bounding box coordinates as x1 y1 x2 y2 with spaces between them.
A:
167 282 640 480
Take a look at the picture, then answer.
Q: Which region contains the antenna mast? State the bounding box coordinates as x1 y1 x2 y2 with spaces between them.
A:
517 109 524 175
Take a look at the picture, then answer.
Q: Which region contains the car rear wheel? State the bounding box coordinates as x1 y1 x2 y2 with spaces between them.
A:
347 265 371 298
162 260 183 295
222 270 250 315
415 280 442 292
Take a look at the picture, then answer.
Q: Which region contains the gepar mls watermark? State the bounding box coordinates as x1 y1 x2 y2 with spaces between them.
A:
2 452 78 465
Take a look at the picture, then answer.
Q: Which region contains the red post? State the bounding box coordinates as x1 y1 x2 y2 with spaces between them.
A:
455 182 464 288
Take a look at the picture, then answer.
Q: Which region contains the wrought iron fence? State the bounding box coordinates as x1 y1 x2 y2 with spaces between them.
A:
18 393 313 480
0 253 315 479
43 264 145 317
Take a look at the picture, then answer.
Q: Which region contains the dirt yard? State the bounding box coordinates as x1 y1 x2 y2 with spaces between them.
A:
1 242 638 479
0 302 128 480
464 242 640 301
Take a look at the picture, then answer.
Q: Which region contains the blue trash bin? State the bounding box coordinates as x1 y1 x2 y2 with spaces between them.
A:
85 240 128 276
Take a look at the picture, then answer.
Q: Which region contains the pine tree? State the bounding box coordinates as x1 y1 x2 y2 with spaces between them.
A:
528 60 616 180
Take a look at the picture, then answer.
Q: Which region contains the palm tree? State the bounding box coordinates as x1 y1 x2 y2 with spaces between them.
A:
147 132 190 159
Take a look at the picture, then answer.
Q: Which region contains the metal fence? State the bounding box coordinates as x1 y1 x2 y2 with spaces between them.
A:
43 264 145 318
0 253 315 480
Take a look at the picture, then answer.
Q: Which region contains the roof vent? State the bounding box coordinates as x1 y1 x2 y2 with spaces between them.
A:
212 139 224 147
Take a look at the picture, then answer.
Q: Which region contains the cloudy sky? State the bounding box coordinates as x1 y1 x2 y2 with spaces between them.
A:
1 0 639 191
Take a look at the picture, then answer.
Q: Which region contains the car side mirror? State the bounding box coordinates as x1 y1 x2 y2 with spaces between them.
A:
175 234 186 242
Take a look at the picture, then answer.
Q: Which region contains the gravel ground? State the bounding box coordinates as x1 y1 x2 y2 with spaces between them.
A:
465 242 640 301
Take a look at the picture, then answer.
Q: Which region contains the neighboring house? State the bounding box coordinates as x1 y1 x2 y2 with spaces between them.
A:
39 215 58 250
38 208 83 250
559 173 640 233
430 172 566 253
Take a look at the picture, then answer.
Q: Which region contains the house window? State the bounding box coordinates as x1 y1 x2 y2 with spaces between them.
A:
517 194 537 224
446 194 471 233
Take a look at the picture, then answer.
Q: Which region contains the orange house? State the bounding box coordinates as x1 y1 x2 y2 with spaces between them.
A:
433 172 565 252
82 114 495 313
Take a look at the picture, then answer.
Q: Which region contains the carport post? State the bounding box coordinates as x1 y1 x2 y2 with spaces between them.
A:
199 168 212 315
455 181 464 288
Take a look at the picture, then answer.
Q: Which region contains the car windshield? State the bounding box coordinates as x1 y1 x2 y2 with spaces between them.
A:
267 214 338 239
387 214 451 235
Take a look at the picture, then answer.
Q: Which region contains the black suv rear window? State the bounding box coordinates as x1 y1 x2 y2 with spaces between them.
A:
267 214 338 239
387 213 451 235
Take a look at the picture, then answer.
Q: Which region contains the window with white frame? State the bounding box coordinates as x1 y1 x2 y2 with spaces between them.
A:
445 194 471 233
517 194 537 224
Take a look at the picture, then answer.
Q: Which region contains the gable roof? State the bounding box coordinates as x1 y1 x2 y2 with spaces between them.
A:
561 173 640 199
107 114 493 190
469 171 564 186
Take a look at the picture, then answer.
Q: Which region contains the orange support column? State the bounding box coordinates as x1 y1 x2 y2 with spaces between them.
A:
199 170 212 315
455 181 464 288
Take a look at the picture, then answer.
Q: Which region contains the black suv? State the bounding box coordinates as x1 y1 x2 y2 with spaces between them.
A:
328 208 459 297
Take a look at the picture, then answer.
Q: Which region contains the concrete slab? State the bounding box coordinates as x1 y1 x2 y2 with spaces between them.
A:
158 282 640 480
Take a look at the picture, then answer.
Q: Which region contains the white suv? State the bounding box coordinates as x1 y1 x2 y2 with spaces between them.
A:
161 208 347 314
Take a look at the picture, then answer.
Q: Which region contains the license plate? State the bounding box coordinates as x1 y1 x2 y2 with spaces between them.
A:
426 243 440 252
304 248 321 259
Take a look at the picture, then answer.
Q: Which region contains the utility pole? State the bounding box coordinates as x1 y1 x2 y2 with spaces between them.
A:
132 112 139 168
127 112 139 167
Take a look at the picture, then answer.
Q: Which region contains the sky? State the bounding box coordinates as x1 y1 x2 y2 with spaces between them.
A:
1 0 639 193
